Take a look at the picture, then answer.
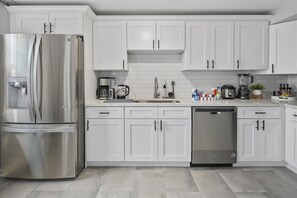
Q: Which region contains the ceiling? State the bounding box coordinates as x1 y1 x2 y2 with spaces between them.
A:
5 0 284 15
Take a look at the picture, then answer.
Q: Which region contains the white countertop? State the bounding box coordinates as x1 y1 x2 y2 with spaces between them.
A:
86 98 297 107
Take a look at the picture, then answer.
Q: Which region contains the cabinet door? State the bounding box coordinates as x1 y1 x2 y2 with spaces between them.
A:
93 21 127 70
259 119 281 161
286 120 297 167
49 13 83 34
235 22 268 70
125 119 158 161
210 22 234 70
274 21 297 74
156 21 185 50
15 13 49 34
185 22 210 70
237 119 259 161
86 119 124 161
127 21 156 50
158 119 191 161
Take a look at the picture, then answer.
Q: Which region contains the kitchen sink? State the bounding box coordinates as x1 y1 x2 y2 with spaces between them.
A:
133 99 181 103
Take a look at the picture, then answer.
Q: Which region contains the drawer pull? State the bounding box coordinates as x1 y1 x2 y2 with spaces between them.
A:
99 112 110 115
255 112 267 115
293 114 297 117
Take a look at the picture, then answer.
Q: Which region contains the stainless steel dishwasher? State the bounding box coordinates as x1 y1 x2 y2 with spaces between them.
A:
192 107 237 165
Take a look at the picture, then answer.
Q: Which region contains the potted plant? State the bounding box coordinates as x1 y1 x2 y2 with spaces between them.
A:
249 83 265 99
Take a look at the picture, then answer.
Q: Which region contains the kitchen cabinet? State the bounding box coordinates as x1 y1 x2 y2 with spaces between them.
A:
85 107 124 162
93 21 127 70
235 22 269 70
9 8 85 34
127 21 185 51
185 22 234 70
285 107 297 169
266 21 297 74
125 107 191 162
237 107 281 162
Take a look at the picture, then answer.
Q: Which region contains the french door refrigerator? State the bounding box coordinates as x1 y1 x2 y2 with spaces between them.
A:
0 34 85 179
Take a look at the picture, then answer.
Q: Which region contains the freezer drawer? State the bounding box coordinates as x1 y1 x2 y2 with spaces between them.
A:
0 124 77 179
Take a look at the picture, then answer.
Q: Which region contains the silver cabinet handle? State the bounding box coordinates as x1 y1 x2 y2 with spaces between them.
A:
212 60 215 69
255 112 267 115
154 120 157 131
207 60 210 69
160 120 163 131
158 40 160 49
87 120 90 131
256 120 259 131
272 64 274 73
43 23 47 33
237 60 240 69
293 114 297 117
50 23 53 33
262 120 265 131
153 40 154 49
123 60 125 69
99 112 110 115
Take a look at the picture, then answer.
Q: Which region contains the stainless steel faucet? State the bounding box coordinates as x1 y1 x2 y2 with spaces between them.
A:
154 77 160 98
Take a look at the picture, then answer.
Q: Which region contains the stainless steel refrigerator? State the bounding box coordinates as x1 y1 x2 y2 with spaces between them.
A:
0 34 85 179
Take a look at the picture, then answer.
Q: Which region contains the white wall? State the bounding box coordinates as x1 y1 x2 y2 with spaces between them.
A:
98 54 288 99
271 0 297 24
0 4 9 34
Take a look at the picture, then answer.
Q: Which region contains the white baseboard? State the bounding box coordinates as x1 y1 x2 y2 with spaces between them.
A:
234 161 286 167
86 161 190 167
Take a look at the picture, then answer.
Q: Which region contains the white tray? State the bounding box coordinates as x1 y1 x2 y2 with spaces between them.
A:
271 96 296 101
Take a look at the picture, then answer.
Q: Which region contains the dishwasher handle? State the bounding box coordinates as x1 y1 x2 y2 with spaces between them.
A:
210 112 221 115
194 107 236 113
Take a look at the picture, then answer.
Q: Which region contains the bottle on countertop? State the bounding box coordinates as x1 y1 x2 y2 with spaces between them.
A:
163 83 167 98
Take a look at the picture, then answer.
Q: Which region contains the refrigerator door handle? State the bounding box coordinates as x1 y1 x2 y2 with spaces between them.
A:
1 126 75 133
27 35 36 122
33 35 42 122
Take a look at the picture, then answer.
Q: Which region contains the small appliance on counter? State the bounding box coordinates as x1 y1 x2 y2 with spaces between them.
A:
96 77 116 100
116 84 130 99
237 73 253 99
221 85 236 99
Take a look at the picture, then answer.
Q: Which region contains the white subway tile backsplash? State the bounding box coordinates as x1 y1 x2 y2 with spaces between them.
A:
97 55 288 99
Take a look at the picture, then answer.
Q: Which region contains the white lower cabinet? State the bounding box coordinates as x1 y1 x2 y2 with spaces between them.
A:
85 107 124 162
158 119 191 161
125 119 158 161
125 107 191 162
285 107 297 169
237 107 282 162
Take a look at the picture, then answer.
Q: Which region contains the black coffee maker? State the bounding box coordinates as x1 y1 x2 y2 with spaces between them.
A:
96 77 115 100
237 74 254 99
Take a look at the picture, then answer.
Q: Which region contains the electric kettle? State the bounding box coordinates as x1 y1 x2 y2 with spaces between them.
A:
116 84 130 99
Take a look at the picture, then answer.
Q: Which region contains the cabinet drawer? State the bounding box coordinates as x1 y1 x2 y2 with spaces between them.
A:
125 107 157 119
158 107 191 119
86 107 124 119
286 107 297 121
237 107 280 119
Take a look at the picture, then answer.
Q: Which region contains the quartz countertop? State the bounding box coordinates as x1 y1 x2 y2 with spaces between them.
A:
86 98 297 107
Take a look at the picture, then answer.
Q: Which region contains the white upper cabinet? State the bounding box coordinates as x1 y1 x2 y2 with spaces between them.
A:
49 13 83 34
9 7 88 34
272 21 297 74
210 22 234 70
93 21 127 70
15 13 49 34
235 22 269 70
157 21 185 50
127 21 185 51
185 22 234 70
185 22 210 70
127 21 156 50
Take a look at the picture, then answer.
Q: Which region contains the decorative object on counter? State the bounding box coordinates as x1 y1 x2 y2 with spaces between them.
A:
237 73 254 99
192 89 199 101
221 85 236 99
116 84 130 99
249 83 265 99
163 80 175 99
271 83 296 101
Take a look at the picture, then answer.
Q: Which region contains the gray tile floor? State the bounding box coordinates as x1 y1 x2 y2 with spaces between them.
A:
1 167 297 198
